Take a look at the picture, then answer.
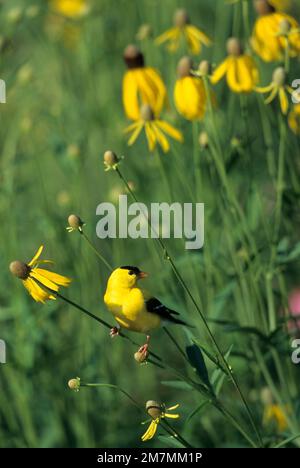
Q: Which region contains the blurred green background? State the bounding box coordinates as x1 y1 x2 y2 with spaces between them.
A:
1 0 300 448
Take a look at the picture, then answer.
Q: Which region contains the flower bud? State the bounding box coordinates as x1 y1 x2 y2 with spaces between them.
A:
198 60 211 76
68 377 81 391
254 0 275 15
146 400 162 419
199 131 209 148
134 349 148 363
9 261 30 280
136 24 152 41
272 67 286 86
123 44 144 69
227 38 243 56
67 214 84 230
260 387 274 405
103 150 119 169
174 9 189 27
177 56 193 78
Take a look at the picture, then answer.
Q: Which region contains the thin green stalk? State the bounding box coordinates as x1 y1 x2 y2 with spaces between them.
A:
192 120 202 195
80 230 113 272
114 166 263 447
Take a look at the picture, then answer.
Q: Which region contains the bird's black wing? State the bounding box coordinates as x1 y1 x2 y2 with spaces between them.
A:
145 297 187 325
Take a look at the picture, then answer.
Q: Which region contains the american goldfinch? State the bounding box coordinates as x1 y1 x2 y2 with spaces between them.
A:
104 266 188 355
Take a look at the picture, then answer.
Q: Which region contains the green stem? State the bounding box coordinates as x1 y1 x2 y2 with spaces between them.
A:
80 230 113 272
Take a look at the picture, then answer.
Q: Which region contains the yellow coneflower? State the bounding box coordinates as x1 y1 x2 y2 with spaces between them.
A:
155 8 211 55
122 45 167 121
211 38 259 93
288 104 300 135
10 245 71 303
256 67 292 114
251 0 300 62
263 404 288 432
174 56 206 121
50 0 89 18
141 401 180 442
124 104 183 153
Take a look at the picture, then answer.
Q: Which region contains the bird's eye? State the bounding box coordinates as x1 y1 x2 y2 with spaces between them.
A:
128 270 135 276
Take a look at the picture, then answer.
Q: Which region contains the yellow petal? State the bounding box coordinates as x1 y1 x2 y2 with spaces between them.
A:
144 122 157 152
122 70 140 121
30 270 59 292
255 84 274 94
265 86 279 104
155 27 179 45
167 404 180 411
184 27 201 55
34 268 71 287
211 58 230 85
174 76 205 120
151 122 170 153
141 420 158 441
143 67 167 116
134 68 167 117
124 121 141 134
156 120 183 142
28 245 44 267
164 413 180 419
127 121 143 146
185 25 211 46
279 87 289 114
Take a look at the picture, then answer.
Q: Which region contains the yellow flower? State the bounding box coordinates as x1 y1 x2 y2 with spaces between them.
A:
10 245 71 303
122 45 167 121
155 8 211 55
174 57 206 120
141 401 180 442
251 1 300 62
211 38 259 93
124 105 183 153
288 104 300 135
263 404 288 432
256 67 292 114
50 0 89 18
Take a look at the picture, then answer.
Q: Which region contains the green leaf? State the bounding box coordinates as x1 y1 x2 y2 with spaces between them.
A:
274 433 300 448
158 435 186 448
161 380 193 391
186 344 211 389
186 400 210 423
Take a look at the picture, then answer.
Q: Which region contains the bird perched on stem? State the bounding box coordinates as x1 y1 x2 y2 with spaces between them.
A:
104 266 189 358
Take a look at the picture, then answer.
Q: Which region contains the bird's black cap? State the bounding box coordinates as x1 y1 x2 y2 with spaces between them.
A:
120 266 141 275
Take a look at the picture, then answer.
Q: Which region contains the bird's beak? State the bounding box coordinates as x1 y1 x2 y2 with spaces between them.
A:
138 271 148 279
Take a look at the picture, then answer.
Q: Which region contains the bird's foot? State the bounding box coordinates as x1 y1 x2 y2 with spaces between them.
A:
110 326 120 338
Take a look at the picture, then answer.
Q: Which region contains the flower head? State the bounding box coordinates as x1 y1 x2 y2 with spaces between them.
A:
251 1 300 62
141 401 180 442
256 67 293 114
103 150 120 171
68 377 81 391
124 104 183 153
174 56 206 120
122 45 167 121
155 8 211 55
211 38 259 93
67 214 85 232
288 104 300 135
10 245 71 303
50 0 89 18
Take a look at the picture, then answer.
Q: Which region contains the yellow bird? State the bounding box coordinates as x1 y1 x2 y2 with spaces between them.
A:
104 266 188 354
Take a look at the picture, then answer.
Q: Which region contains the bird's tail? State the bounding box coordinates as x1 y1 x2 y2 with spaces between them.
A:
167 314 195 328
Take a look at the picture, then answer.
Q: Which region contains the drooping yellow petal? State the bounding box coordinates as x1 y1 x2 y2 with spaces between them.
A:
144 122 157 152
184 27 202 55
127 122 144 146
174 76 205 120
141 420 158 441
186 25 211 45
288 104 300 135
155 27 179 45
255 84 275 94
23 278 54 303
28 245 44 267
122 70 140 121
151 122 170 153
164 413 180 419
156 120 183 142
279 87 289 114
142 68 167 117
134 68 167 117
30 269 59 292
123 121 141 134
34 268 71 287
264 86 279 104
167 404 180 411
210 58 230 85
